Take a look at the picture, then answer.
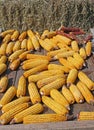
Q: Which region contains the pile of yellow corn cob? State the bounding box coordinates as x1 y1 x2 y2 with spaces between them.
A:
0 28 94 125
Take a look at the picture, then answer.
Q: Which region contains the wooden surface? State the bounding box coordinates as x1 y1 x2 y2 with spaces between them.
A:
0 48 94 129
0 120 94 130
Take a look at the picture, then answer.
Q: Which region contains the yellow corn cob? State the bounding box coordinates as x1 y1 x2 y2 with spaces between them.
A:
22 58 49 65
42 96 68 114
54 50 74 59
0 86 17 108
78 111 94 121
0 76 8 93
59 58 75 70
35 31 40 39
11 30 19 41
22 59 36 65
39 39 53 51
28 69 64 83
9 59 20 70
78 71 94 90
50 37 58 46
71 40 79 52
44 38 57 50
79 48 87 59
50 89 70 110
27 29 34 38
50 38 58 49
85 41 92 56
23 64 48 78
6 42 14 56
27 38 34 51
27 53 51 61
19 51 30 61
62 85 75 104
18 31 27 42
40 78 65 96
79 111 94 116
22 59 49 70
31 35 40 51
0 29 15 37
69 84 84 103
38 69 64 75
2 96 30 113
77 81 94 105
41 30 49 39
17 75 26 97
8 49 24 62
67 56 83 70
73 52 85 66
28 73 56 83
67 69 78 86
28 82 41 104
44 31 57 39
48 36 58 45
23 113 68 124
52 35 60 43
21 39 27 50
13 40 21 52
37 74 65 88
54 35 71 45
0 42 7 56
0 102 30 125
53 35 65 44
47 49 67 58
57 42 72 51
3 34 11 43
48 64 69 73
27 53 51 60
0 63 7 75
10 103 44 124
0 55 7 64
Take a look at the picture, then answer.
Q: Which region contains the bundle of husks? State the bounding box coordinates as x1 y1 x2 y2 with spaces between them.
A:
0 0 94 32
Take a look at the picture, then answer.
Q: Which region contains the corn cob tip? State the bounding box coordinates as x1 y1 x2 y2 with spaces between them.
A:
30 49 34 52
62 85 66 88
67 83 71 87
1 110 4 113
40 91 44 96
0 119 5 125
50 57 57 61
21 62 24 66
71 100 75 104
79 99 84 103
10 119 15 125
67 106 70 110
53 56 58 60
36 48 41 52
83 63 86 67
0 104 2 109
11 39 15 41
55 46 59 50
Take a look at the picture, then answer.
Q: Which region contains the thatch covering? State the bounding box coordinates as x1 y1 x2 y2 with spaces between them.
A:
0 0 94 32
